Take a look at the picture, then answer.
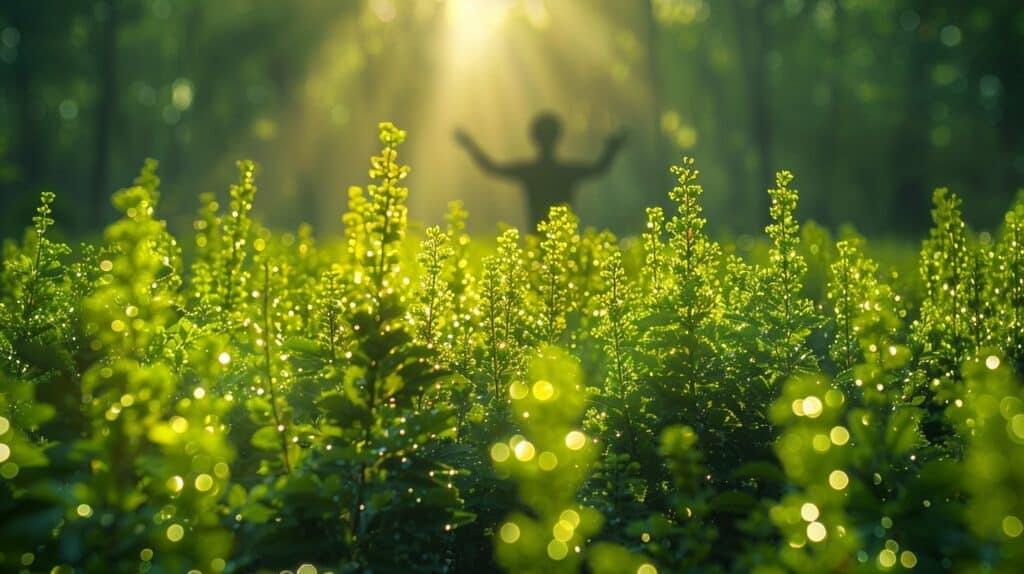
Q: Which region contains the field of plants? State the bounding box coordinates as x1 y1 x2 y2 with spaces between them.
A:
1 122 1023 573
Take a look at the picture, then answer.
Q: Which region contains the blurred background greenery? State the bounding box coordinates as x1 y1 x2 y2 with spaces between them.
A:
1 0 1021 238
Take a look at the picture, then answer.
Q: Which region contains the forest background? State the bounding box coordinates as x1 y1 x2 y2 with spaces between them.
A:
1 0 1022 237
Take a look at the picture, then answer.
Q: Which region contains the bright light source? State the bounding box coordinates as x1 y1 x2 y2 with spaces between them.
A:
445 0 515 64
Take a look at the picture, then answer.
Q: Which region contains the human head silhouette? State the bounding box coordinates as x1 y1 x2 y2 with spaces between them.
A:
530 113 562 157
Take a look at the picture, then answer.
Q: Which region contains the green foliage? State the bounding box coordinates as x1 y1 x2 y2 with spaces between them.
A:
641 157 722 425
2 123 1024 573
640 206 667 298
413 225 454 349
532 206 581 344
589 246 646 461
43 160 234 573
753 171 819 384
479 228 529 410
1 191 75 368
988 193 1024 369
492 347 596 572
218 160 259 321
913 188 984 377
828 239 878 372
360 121 411 291
954 353 1024 572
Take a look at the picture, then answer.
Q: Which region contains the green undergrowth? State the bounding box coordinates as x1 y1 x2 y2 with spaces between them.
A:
1 123 1023 574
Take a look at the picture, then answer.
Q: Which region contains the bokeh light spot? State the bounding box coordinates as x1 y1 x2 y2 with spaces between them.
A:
800 502 820 522
509 381 529 400
812 434 831 452
500 521 521 543
532 380 554 401
1011 414 1024 440
166 524 184 542
170 417 189 434
1003 515 1024 538
547 539 568 560
559 509 580 528
1 462 19 479
167 475 184 492
829 426 850 446
538 451 558 470
565 431 586 451
552 519 574 542
195 473 214 492
829 470 849 490
802 396 823 418
491 442 511 462
806 521 827 542
214 462 230 478
514 440 536 461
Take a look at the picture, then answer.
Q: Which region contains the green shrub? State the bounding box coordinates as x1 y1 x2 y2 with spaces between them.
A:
1 123 1023 573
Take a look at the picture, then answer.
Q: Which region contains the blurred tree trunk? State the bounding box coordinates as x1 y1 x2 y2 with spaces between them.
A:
12 53 39 189
892 0 932 234
91 0 118 223
730 0 774 227
10 8 43 194
993 4 1023 198
164 0 203 199
644 0 668 190
696 28 739 217
820 1 845 225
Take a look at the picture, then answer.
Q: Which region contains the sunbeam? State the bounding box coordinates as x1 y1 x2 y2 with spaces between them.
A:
408 0 654 232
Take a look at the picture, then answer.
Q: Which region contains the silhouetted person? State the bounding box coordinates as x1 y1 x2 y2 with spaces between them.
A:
455 113 626 228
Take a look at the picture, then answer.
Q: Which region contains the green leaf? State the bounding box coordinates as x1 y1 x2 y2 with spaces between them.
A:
252 425 284 451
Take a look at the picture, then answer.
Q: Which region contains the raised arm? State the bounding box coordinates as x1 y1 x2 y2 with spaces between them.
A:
574 129 628 180
454 129 520 179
